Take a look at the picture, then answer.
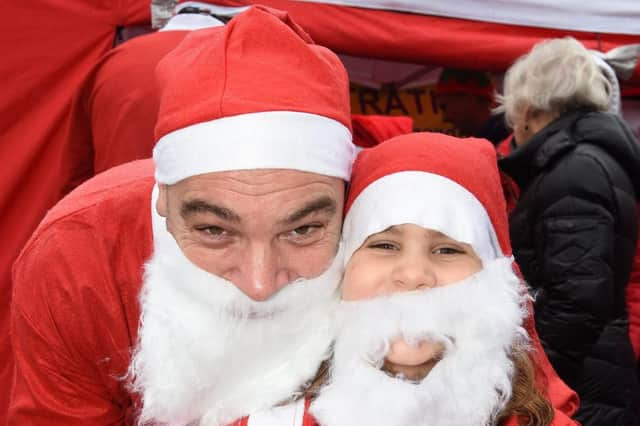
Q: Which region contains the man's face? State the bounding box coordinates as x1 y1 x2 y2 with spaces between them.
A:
157 169 345 301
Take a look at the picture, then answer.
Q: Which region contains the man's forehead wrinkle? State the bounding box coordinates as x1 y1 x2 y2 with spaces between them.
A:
281 196 337 225
192 169 336 190
220 178 331 196
221 169 320 181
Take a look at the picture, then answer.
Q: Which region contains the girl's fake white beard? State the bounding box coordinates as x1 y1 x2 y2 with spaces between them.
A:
128 228 344 426
311 257 529 426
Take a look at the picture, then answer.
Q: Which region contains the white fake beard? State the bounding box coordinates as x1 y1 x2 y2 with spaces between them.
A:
128 227 344 426
311 257 529 426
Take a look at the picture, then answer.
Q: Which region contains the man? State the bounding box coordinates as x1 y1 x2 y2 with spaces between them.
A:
9 6 354 425
434 68 510 145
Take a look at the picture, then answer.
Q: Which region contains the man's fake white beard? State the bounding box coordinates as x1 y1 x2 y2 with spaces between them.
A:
311 257 529 426
128 228 344 426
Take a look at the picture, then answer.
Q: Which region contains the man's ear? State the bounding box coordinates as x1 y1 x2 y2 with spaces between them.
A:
157 184 168 217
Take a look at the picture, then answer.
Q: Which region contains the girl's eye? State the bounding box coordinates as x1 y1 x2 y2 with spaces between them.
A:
369 242 398 250
433 246 463 255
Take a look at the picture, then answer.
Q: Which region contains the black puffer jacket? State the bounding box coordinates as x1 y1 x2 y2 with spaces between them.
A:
499 110 640 425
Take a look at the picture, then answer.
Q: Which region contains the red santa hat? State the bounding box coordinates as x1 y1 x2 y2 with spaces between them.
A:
351 114 414 149
153 6 355 184
343 132 511 263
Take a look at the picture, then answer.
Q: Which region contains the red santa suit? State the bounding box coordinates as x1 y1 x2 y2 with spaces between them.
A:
11 161 154 423
11 161 338 424
62 10 226 193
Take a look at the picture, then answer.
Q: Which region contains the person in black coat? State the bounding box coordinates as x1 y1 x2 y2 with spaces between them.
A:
497 37 640 425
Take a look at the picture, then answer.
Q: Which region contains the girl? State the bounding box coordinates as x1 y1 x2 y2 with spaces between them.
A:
310 132 577 426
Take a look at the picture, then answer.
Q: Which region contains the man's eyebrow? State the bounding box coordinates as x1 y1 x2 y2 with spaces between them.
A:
281 196 337 224
180 199 241 222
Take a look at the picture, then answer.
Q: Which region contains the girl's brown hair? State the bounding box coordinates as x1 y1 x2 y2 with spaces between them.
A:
496 348 554 425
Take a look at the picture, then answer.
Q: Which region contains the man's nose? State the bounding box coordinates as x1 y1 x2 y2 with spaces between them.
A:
390 252 436 291
234 243 290 301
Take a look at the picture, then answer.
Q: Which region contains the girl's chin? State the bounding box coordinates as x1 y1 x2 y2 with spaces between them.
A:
381 357 441 382
385 339 445 366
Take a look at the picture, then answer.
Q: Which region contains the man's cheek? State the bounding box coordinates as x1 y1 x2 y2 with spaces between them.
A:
287 240 341 280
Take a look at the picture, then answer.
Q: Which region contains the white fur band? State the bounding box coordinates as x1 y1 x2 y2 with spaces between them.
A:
342 171 502 264
159 13 225 32
153 111 355 184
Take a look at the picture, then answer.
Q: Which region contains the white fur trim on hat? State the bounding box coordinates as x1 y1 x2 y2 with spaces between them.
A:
174 2 249 16
342 171 502 264
153 111 355 184
159 13 224 31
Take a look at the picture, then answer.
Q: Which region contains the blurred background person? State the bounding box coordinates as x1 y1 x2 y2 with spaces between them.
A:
497 37 640 425
61 2 245 193
434 68 510 145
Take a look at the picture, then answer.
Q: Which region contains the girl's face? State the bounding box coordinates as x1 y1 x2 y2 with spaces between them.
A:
342 224 482 301
342 223 483 377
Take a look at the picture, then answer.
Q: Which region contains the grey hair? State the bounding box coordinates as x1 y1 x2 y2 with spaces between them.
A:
496 37 610 127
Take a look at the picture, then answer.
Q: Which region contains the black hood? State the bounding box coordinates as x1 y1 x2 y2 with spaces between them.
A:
500 110 640 197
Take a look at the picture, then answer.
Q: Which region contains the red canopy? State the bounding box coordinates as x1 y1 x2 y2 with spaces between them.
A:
217 0 640 90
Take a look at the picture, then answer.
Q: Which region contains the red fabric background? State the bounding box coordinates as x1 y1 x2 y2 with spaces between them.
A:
218 0 640 88
0 1 149 422
62 30 189 193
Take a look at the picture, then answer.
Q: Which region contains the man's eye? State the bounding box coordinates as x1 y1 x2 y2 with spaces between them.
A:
291 224 321 236
196 226 226 237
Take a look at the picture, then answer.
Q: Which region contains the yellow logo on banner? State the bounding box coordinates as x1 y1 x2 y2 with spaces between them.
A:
349 83 455 133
